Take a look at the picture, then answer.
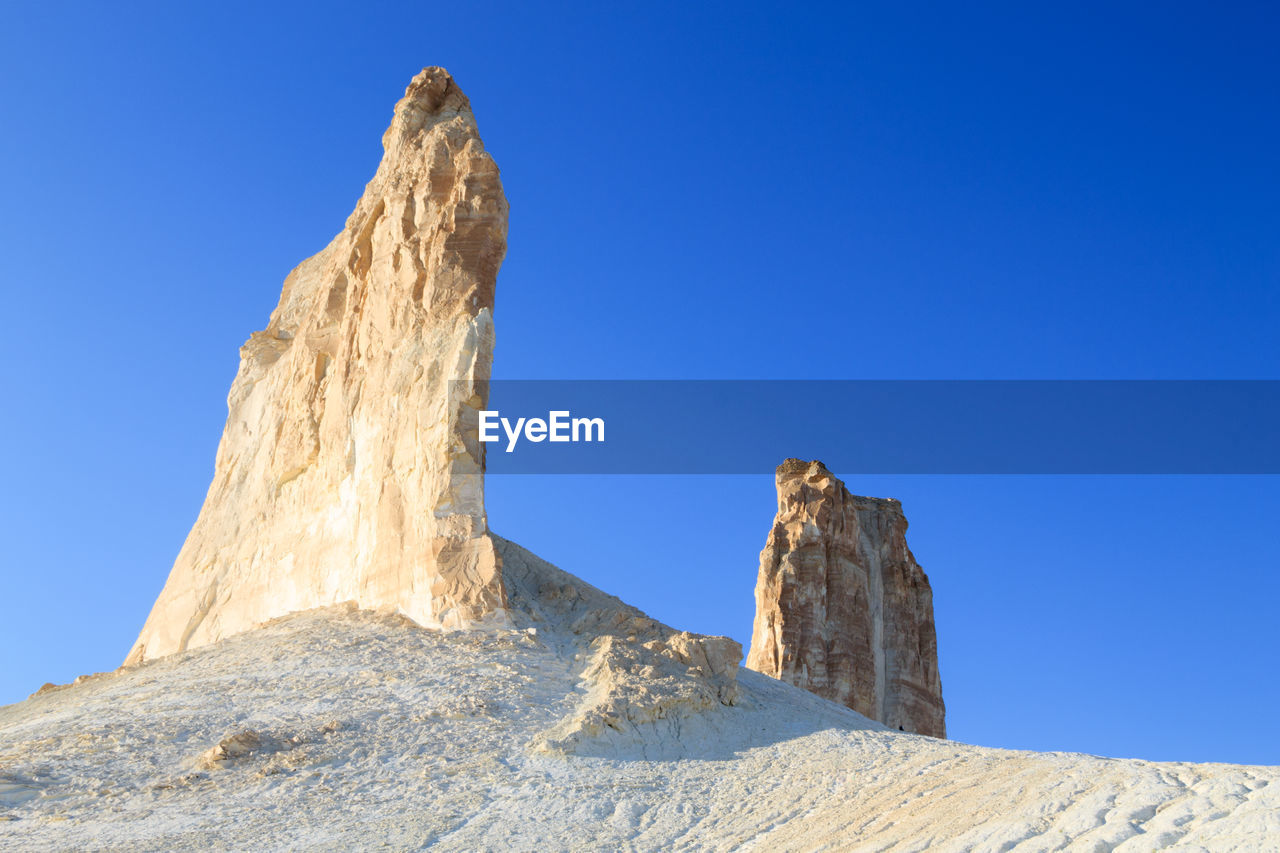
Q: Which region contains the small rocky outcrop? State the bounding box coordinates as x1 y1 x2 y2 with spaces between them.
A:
497 537 741 756
127 68 509 664
195 721 343 772
746 459 945 737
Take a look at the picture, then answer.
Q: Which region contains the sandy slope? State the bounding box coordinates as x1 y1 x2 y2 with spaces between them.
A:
2 543 1276 851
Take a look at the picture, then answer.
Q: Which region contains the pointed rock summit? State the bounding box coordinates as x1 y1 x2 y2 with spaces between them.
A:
747 460 946 737
127 68 509 664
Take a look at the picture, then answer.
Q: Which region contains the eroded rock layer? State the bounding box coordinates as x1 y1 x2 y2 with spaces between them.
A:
746 459 945 736
127 67 509 664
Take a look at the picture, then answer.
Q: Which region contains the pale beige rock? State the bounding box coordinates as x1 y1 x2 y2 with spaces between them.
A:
495 536 741 755
196 730 263 768
126 67 509 665
746 459 946 737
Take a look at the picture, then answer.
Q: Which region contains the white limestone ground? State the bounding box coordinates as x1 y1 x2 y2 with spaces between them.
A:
3 548 1278 851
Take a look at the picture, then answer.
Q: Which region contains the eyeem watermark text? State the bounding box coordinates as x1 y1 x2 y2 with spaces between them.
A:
479 410 605 452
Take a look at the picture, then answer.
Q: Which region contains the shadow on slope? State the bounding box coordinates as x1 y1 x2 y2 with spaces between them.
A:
496 535 891 761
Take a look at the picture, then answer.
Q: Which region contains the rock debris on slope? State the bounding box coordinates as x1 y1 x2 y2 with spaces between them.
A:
2 543 1277 850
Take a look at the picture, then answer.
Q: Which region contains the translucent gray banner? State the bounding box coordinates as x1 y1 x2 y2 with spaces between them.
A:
455 380 1280 474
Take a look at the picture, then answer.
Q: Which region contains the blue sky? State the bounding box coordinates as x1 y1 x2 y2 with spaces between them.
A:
1 1 1276 764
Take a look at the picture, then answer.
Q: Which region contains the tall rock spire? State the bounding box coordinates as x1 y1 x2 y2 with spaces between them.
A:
746 459 946 737
127 68 509 665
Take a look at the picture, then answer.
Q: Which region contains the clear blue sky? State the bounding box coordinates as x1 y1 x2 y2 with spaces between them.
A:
1 2 1276 764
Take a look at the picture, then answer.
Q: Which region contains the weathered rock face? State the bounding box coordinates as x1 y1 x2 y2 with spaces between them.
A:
126 68 509 665
746 459 945 737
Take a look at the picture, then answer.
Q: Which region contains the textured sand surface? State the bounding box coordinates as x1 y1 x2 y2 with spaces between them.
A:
3 584 1276 851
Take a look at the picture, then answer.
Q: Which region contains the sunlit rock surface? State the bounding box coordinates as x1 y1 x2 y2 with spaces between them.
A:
747 459 946 737
127 68 510 664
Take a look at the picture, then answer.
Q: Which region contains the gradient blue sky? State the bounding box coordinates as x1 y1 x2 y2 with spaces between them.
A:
1 2 1276 764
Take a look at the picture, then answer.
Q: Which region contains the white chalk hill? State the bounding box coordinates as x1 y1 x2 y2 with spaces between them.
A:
4 65 1276 853
2 538 1277 851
